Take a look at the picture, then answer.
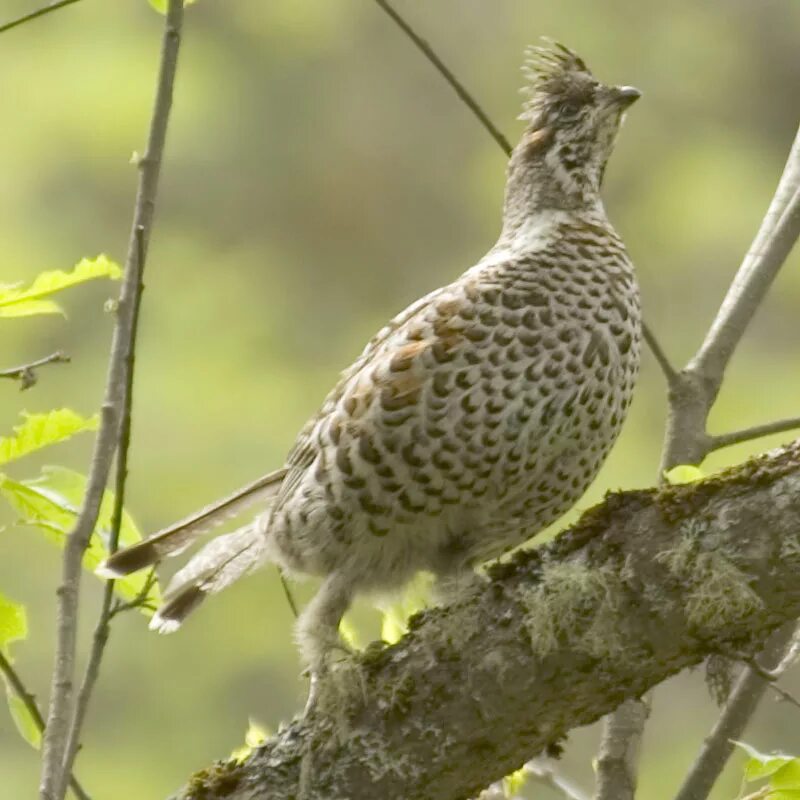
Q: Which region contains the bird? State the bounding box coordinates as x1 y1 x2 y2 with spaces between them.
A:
98 41 642 685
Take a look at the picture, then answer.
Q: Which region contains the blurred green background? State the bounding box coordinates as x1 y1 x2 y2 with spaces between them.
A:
1 0 799 797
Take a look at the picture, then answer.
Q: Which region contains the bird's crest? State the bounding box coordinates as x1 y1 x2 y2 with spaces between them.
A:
519 40 593 123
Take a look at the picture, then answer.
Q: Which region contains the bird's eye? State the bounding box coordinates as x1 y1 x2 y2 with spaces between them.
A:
559 100 582 120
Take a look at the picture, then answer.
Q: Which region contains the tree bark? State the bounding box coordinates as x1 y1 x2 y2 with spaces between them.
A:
170 440 800 800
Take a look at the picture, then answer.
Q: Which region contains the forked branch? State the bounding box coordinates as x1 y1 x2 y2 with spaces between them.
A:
38 2 186 799
0 352 70 390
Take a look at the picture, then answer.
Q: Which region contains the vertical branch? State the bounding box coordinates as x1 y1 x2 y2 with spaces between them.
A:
38 3 186 800
59 226 147 785
594 699 649 800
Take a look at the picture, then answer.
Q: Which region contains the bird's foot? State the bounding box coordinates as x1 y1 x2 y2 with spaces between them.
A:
301 643 363 719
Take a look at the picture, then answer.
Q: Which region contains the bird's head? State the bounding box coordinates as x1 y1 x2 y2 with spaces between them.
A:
504 41 640 220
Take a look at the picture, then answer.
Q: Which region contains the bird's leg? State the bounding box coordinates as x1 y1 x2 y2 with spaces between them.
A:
296 572 353 715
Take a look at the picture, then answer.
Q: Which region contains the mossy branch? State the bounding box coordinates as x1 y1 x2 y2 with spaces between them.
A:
168 440 800 800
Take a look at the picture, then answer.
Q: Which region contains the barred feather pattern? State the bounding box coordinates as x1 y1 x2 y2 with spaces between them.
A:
107 41 642 673
267 211 640 608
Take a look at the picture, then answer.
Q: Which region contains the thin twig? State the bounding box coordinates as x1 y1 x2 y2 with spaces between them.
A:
370 0 512 156
0 351 70 390
61 226 149 783
709 415 800 452
108 570 158 619
0 652 91 800
641 322 678 384
524 756 591 800
0 0 81 35
38 3 185 799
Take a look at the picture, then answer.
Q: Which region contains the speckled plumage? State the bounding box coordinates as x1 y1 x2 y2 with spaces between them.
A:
99 42 642 673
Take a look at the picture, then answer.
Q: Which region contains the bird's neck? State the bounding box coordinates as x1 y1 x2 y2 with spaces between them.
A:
497 195 608 253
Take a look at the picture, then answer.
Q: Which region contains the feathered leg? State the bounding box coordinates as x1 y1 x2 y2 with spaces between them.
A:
296 572 353 713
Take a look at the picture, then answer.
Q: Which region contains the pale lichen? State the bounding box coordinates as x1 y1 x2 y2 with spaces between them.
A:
656 522 763 630
518 560 627 659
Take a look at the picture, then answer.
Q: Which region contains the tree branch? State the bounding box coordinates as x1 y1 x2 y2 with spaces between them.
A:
689 127 800 390
673 624 797 800
38 3 185 800
0 652 91 800
654 121 800 800
641 323 678 385
167 442 800 800
0 351 70 390
61 225 148 785
0 0 82 35
370 0 512 156
709 415 800 452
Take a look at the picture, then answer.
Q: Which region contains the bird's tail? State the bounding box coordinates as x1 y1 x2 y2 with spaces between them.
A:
149 521 267 633
96 467 287 578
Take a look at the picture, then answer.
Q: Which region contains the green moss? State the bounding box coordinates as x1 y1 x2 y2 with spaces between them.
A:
183 759 243 799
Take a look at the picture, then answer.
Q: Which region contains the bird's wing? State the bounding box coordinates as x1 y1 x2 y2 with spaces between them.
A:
278 286 447 500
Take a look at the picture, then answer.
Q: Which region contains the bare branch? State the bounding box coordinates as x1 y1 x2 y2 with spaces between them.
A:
0 0 82 35
61 223 149 785
167 442 800 800
709 417 800 452
674 624 797 800
108 570 159 619
38 3 185 799
595 698 649 800
0 652 91 800
690 128 800 389
0 351 70 390
659 123 800 800
641 323 678 384
370 0 512 156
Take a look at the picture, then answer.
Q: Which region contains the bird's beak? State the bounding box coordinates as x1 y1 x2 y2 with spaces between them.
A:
611 85 642 108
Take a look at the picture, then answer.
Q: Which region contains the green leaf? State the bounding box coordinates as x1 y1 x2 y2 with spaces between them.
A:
663 464 706 485
5 691 41 749
766 792 800 800
502 766 528 797
0 409 98 466
148 0 198 14
0 255 121 319
230 718 270 763
0 592 27 651
0 467 161 611
338 616 364 650
772 760 800 790
734 741 796 782
378 572 434 645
